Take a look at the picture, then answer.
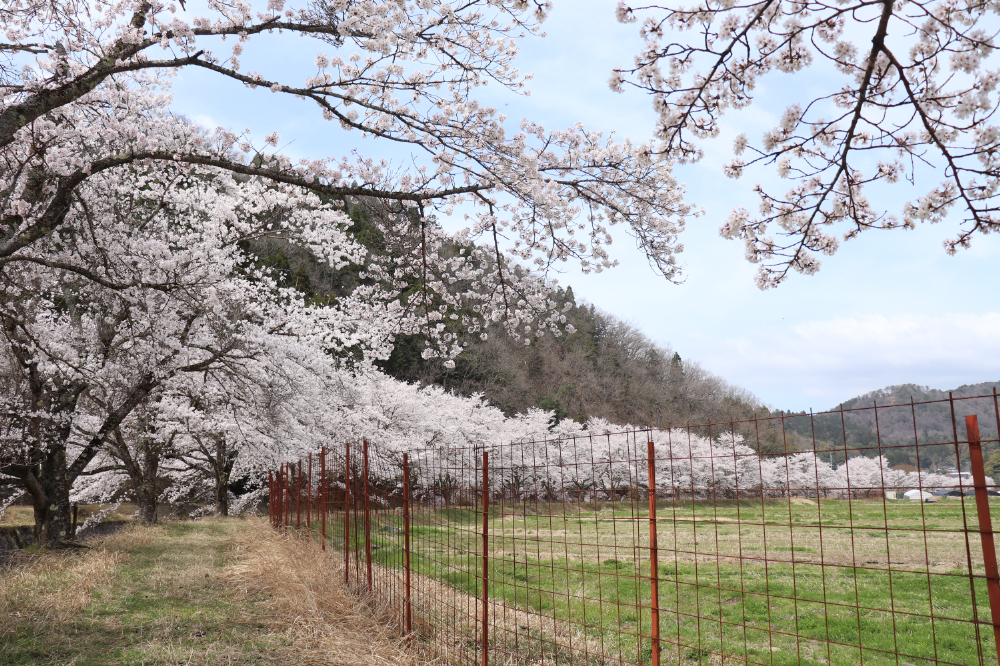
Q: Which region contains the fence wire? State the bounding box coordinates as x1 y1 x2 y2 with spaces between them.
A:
269 390 1000 666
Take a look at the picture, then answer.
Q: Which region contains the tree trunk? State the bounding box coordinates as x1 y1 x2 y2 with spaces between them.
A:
136 439 159 523
25 446 73 547
29 489 52 545
136 484 157 523
213 437 230 517
215 474 229 517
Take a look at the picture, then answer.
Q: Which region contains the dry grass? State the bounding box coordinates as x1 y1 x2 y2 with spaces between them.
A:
0 519 436 665
91 521 164 551
0 521 287 666
225 519 430 666
0 544 125 631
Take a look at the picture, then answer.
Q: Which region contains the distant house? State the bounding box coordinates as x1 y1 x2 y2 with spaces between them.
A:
885 490 905 500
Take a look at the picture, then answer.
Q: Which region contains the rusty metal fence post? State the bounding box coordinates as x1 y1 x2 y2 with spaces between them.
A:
345 441 351 586
321 446 326 551
296 460 302 531
363 438 372 594
647 439 661 666
403 452 412 638
284 463 290 530
307 453 312 534
482 450 489 666
966 415 1000 664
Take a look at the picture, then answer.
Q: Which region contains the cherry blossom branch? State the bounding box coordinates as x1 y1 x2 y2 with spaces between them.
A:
617 0 1000 286
0 149 489 260
767 0 897 284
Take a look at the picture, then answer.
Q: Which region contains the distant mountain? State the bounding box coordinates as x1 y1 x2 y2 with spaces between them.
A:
380 288 768 431
781 382 1000 470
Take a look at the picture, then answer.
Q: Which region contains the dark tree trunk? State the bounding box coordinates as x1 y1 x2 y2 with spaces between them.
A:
24 445 73 547
136 438 160 523
137 499 157 523
215 476 229 517
110 415 165 525
136 484 157 523
214 437 230 517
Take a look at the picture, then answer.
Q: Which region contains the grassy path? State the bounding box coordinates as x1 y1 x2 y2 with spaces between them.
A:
0 518 419 666
1 520 291 665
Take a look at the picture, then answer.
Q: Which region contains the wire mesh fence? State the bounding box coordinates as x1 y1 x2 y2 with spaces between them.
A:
268 390 1000 665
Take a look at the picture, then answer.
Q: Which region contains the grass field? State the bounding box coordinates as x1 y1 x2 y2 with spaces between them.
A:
334 496 1000 666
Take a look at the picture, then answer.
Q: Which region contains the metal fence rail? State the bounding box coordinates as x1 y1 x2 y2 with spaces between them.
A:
268 390 1000 665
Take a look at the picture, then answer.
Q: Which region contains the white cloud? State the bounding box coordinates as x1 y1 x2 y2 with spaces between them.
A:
188 113 218 130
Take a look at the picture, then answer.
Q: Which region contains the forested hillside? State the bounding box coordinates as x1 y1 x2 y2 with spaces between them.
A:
380 288 763 428
247 202 771 438
781 382 1000 471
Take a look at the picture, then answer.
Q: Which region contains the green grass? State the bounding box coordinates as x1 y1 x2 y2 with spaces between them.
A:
0 519 292 665
324 497 1000 665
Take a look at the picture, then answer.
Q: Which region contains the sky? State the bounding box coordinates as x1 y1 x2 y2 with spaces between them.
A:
166 0 1000 412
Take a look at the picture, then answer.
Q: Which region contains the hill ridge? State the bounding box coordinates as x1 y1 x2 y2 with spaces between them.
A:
835 381 1000 411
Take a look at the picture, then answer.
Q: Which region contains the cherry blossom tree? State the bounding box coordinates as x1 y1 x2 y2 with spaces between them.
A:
154 336 355 517
104 397 168 523
0 142 380 543
614 0 1000 287
469 423 990 501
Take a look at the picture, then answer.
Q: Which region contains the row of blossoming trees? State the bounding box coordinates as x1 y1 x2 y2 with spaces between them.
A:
0 0 696 546
403 424 985 504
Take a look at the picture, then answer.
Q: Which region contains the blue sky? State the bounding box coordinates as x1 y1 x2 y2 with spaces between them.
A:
167 0 1000 411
